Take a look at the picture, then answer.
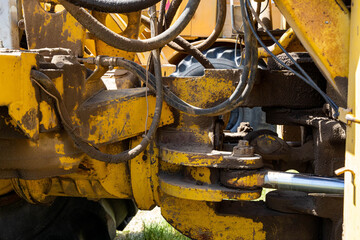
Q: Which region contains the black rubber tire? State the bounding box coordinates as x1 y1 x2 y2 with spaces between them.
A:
0 193 136 240
171 47 274 132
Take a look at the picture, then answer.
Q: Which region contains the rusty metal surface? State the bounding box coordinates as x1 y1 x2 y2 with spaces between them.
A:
0 132 84 179
22 0 85 56
160 194 321 240
0 51 39 140
242 69 325 108
159 173 262 202
274 0 350 104
92 11 141 60
266 190 343 240
266 108 346 176
76 88 174 145
244 130 314 171
160 147 263 169
220 169 266 189
164 67 325 109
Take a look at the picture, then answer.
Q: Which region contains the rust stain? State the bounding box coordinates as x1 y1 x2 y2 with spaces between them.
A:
21 108 37 131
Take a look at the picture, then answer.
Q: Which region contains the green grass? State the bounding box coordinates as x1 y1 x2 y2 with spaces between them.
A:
117 220 190 240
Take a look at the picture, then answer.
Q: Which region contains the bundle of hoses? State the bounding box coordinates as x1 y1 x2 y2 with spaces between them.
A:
59 0 227 69
42 0 258 162
59 0 201 52
59 0 258 116
65 0 162 13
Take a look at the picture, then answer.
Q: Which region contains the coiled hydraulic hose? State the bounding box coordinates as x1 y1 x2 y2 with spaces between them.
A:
58 0 200 52
165 0 184 28
140 15 214 69
63 0 161 13
172 37 215 69
167 0 227 52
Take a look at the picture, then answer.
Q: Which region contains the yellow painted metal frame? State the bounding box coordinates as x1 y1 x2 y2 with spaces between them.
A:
76 90 174 145
343 1 360 239
274 0 350 100
258 28 295 58
160 195 266 240
2 1 354 239
159 173 261 202
0 52 39 139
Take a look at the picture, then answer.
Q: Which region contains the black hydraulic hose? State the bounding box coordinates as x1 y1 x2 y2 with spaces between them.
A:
167 0 227 52
93 28 255 116
158 0 167 33
228 0 258 108
141 15 214 69
244 0 339 116
165 0 184 28
59 0 201 52
96 1 257 116
172 37 215 69
78 2 257 118
157 0 256 116
63 0 161 13
30 60 163 163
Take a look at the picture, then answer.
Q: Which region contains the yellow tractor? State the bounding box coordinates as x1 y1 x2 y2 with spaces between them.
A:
0 0 357 239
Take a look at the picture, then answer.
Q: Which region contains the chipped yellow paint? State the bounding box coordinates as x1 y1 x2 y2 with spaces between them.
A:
268 135 276 141
82 94 174 145
160 174 261 202
13 153 133 202
165 70 238 147
53 76 64 97
171 70 236 108
224 172 264 188
343 1 360 239
12 178 53 204
78 147 133 199
92 12 140 61
0 180 13 195
161 147 226 167
161 195 266 240
58 156 79 170
0 52 39 140
188 167 212 184
40 101 58 130
149 142 162 205
55 143 65 155
274 0 350 98
23 0 85 56
3 116 18 129
130 137 156 210
258 28 296 58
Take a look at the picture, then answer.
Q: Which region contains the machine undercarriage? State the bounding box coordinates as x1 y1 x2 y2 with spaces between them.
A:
0 0 357 239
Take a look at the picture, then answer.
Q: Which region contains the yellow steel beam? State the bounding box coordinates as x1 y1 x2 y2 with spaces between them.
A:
343 1 360 239
160 195 266 240
160 147 263 168
22 0 86 56
0 52 39 140
274 0 350 103
130 137 156 210
258 28 296 58
159 173 261 202
75 88 174 145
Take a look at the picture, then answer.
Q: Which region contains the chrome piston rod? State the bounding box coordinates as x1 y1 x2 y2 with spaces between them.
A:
264 171 344 194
